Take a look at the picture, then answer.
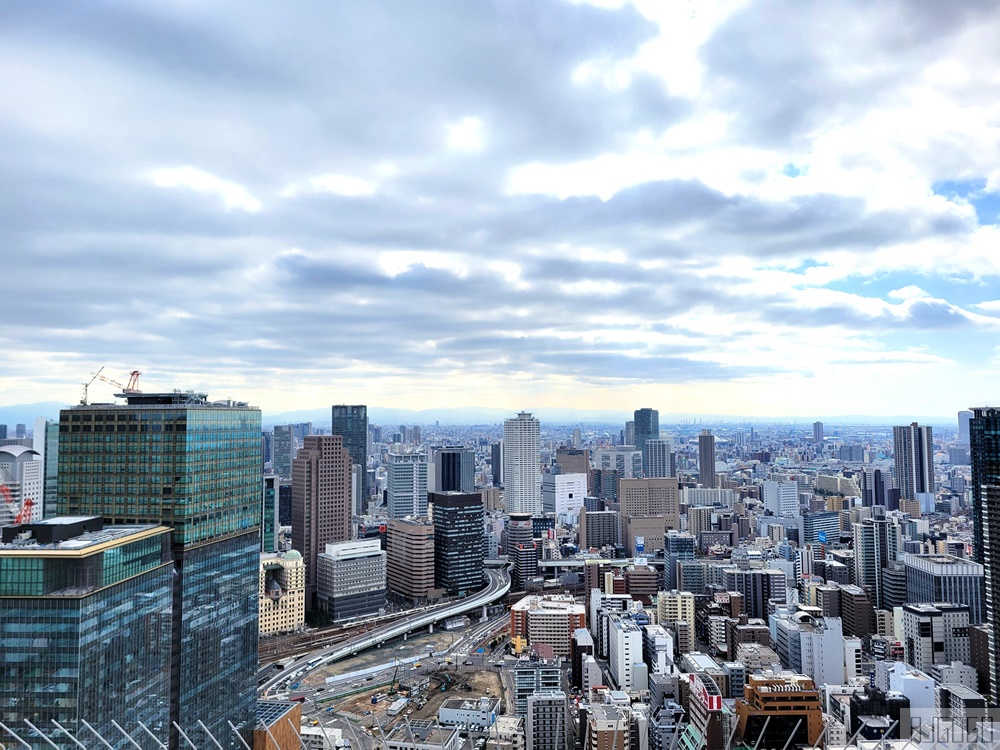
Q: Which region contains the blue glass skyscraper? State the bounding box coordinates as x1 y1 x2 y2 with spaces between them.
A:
58 392 261 749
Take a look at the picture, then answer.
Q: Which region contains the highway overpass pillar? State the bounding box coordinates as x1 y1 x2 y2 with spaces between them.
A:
480 605 488 622
428 623 434 634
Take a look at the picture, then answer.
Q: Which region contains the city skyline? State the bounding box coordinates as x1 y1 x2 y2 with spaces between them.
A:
5 2 1000 417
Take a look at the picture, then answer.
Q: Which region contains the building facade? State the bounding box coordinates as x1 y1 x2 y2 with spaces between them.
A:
386 517 436 602
698 431 716 489
291 435 353 608
332 404 369 501
387 449 429 519
431 491 484 596
58 392 261 749
0 518 172 750
634 408 659 476
259 550 306 635
504 412 542 515
316 539 386 621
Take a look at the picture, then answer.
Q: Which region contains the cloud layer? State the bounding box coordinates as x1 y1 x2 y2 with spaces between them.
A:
4 0 1000 417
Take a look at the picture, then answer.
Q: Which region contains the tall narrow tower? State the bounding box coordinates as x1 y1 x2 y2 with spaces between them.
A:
58 392 261 748
332 404 369 500
699 430 717 489
503 412 541 515
634 408 659 476
292 435 353 609
893 422 934 500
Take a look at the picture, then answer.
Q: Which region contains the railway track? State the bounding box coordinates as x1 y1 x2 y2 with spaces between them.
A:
258 611 414 663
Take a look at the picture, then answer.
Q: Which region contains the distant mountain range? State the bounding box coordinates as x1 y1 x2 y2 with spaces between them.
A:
0 401 959 429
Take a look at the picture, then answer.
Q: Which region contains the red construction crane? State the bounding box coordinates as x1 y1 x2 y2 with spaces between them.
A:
13 498 34 524
96 369 142 393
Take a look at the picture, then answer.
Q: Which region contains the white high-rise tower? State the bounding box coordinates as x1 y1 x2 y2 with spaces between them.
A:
503 411 541 514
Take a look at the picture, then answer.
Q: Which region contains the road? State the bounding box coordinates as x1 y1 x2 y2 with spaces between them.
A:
261 567 510 696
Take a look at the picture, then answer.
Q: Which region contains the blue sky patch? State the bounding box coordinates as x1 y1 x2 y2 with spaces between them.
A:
933 178 1000 225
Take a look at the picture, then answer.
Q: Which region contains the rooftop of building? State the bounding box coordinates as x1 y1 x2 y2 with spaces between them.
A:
257 700 298 727
511 594 585 614
0 517 168 554
441 697 501 712
385 720 457 745
73 391 255 408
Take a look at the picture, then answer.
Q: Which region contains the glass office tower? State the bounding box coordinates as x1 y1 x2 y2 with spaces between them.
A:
0 517 173 750
431 491 484 596
58 392 261 749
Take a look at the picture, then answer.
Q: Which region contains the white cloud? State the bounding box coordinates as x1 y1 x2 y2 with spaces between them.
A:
446 116 485 153
887 285 931 301
282 173 379 198
150 166 262 212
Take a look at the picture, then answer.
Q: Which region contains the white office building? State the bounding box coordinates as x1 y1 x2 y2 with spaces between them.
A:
762 481 799 518
608 614 644 691
387 449 429 519
542 472 587 521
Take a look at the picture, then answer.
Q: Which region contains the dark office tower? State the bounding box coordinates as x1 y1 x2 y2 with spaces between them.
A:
699 430 717 489
58 392 260 749
431 491 484 596
983 487 1000 701
893 422 934 500
860 468 889 507
491 441 504 486
0 424 6 439
332 405 369 500
278 478 292 526
261 430 272 470
813 421 824 445
634 408 659 475
272 424 294 478
262 475 279 553
972 408 1000 563
292 435 352 609
435 446 475 493
506 513 537 591
14 424 25 439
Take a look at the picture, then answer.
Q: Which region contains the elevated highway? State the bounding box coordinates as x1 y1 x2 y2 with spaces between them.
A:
260 567 510 694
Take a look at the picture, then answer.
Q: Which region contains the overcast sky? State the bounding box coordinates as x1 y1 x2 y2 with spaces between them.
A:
5 0 1000 418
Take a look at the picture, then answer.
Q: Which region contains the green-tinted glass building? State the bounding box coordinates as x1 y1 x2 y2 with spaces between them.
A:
58 392 261 749
0 517 173 749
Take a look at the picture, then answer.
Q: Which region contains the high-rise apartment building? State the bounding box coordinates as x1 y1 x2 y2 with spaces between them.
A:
634 408 659 476
646 438 674 479
698 430 717 488
504 412 541 514
893 422 934 500
58 392 261 748
853 517 901 610
0 518 173 750
579 508 619 550
526 692 568 750
431 491 484 596
387 449 429 518
292 435 352 608
332 404 369 500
